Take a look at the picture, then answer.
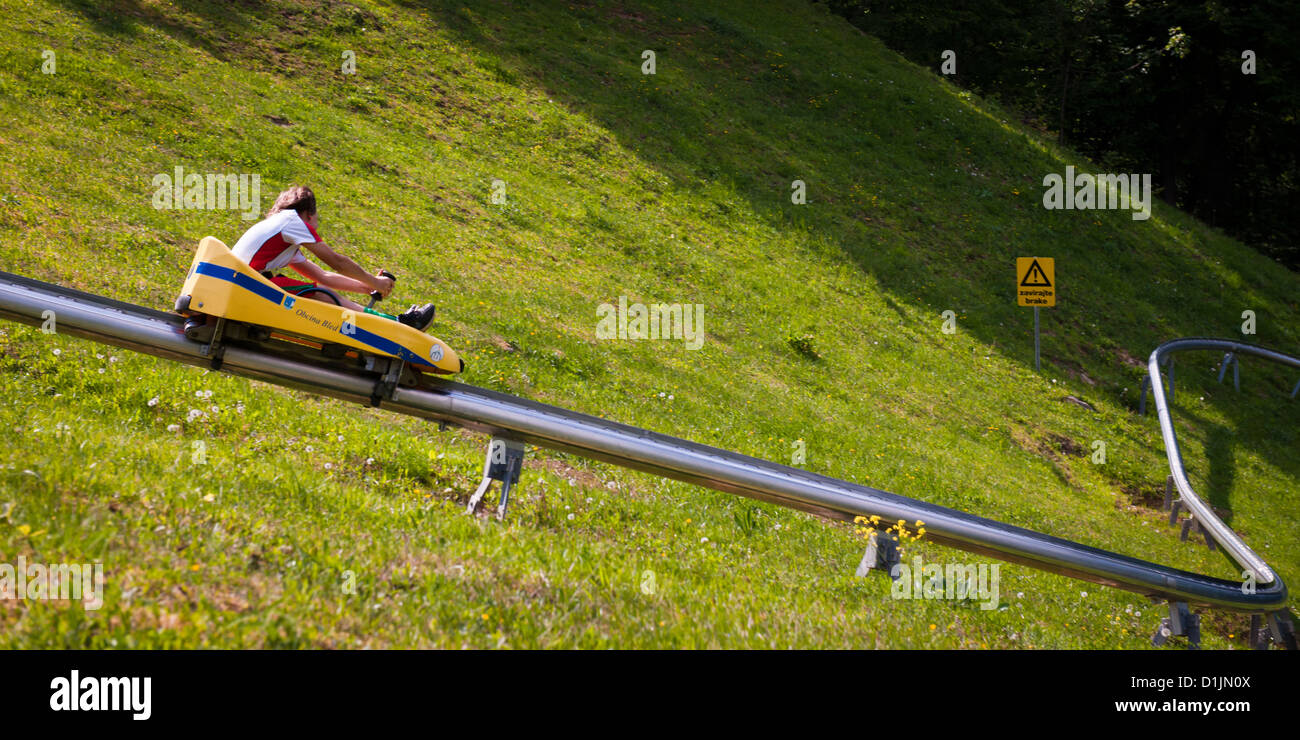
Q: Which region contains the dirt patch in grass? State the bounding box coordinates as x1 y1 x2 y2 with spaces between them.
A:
1010 426 1080 488
1121 482 1165 511
535 457 611 491
1046 431 1086 457
1115 347 1147 370
1056 358 1099 387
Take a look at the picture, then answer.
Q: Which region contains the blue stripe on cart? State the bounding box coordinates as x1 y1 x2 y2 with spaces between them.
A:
193 261 435 368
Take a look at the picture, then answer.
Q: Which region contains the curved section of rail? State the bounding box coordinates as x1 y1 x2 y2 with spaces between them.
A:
0 271 1288 611
1146 338 1299 587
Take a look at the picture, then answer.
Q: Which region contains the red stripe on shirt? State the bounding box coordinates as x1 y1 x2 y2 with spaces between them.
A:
248 232 291 271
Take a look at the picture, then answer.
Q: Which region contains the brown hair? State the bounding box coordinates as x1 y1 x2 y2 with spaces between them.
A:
267 186 317 218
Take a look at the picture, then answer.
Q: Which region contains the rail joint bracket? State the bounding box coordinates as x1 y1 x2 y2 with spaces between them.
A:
369 359 405 408
199 317 227 370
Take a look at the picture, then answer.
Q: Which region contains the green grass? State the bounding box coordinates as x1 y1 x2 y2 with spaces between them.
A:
0 0 1296 648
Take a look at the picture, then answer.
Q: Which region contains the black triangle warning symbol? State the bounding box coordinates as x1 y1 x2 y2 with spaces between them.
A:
1020 259 1052 287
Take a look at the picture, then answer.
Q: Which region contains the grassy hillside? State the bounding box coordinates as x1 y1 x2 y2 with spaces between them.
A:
0 0 1296 648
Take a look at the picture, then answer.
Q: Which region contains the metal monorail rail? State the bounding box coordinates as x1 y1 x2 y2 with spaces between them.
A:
0 270 1289 615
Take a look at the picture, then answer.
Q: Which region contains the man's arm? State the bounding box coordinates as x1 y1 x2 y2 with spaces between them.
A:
289 259 372 294
301 241 392 296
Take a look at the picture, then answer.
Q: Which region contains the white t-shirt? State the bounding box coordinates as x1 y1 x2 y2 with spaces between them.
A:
231 209 322 272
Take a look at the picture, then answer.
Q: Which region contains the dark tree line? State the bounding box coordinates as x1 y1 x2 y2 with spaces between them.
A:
823 0 1300 269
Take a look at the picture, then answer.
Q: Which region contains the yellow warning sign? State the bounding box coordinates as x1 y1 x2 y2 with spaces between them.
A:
1017 257 1055 307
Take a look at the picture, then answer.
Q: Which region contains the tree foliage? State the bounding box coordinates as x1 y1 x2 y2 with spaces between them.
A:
824 0 1300 268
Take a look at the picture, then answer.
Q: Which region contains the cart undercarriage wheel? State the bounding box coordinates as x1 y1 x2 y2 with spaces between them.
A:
183 316 214 343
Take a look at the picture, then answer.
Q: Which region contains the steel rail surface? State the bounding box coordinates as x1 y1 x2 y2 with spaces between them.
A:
0 271 1287 611
1147 338 1299 586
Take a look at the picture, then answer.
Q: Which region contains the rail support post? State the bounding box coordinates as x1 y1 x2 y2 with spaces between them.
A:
1167 356 1175 404
1252 611 1298 650
466 437 525 520
1250 614 1270 649
1267 610 1298 650
1152 602 1200 649
1217 353 1240 391
855 531 901 580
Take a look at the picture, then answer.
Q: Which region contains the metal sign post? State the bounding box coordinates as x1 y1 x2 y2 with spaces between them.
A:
1034 305 1040 371
1017 257 1054 371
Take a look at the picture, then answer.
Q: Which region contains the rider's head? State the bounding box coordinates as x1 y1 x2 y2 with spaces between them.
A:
268 185 318 227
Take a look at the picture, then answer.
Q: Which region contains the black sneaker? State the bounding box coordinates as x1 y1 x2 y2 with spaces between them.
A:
397 303 436 332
